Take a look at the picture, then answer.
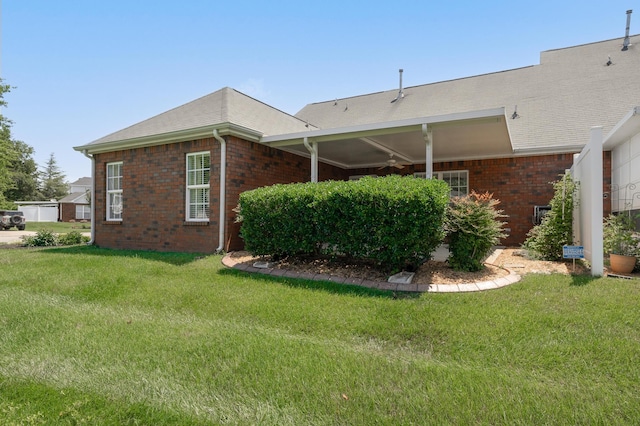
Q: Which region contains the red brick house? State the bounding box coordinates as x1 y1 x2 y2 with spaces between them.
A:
74 35 639 253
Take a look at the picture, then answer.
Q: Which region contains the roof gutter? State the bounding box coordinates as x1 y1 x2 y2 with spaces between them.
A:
212 129 226 253
80 150 95 245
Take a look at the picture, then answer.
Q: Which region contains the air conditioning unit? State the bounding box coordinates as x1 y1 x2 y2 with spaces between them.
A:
533 205 551 225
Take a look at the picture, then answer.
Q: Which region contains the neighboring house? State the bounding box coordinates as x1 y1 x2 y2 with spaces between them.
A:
15 177 92 223
59 177 92 222
74 34 640 253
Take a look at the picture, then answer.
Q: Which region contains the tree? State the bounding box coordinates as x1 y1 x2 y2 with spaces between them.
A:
0 81 19 208
5 140 39 201
0 80 40 206
39 153 69 200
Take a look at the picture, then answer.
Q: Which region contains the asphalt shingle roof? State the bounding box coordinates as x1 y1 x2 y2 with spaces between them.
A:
86 87 313 146
295 35 640 153
81 35 639 156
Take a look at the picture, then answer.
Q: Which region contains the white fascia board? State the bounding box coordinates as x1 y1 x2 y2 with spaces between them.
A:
512 145 585 156
262 107 507 147
74 123 263 154
603 107 640 150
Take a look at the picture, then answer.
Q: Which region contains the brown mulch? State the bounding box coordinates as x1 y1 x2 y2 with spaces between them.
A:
226 248 592 285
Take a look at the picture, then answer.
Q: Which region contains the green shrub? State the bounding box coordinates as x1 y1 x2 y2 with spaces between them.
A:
445 191 507 271
603 213 640 257
523 173 576 260
237 175 450 272
58 230 90 246
21 229 59 247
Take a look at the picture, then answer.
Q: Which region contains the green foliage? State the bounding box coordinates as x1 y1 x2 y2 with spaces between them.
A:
38 153 69 201
603 213 640 256
523 173 577 260
21 229 59 247
21 229 89 247
1 248 640 424
445 191 507 271
58 230 91 246
5 140 40 202
0 80 40 206
237 175 450 272
0 81 20 209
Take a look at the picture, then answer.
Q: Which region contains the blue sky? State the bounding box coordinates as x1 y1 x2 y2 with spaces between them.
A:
1 1 636 182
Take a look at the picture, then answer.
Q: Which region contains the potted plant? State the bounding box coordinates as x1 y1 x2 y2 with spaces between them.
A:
603 213 639 274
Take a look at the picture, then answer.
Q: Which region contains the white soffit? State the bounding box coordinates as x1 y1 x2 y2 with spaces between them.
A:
261 108 513 169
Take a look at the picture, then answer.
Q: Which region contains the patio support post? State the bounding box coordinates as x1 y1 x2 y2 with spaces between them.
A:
422 123 433 178
303 137 318 182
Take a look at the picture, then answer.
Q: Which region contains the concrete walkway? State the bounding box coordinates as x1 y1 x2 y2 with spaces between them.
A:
0 230 91 245
222 248 521 293
0 230 37 244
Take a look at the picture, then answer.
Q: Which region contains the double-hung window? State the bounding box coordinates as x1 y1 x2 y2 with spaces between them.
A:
75 205 92 220
106 162 123 221
440 171 468 197
414 170 469 197
186 152 210 221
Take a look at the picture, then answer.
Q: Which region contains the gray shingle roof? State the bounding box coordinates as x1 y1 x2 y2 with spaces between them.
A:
84 87 313 146
59 192 89 203
70 177 92 186
295 35 640 153
79 35 639 157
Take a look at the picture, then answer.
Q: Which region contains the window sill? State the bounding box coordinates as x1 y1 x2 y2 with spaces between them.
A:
183 221 209 226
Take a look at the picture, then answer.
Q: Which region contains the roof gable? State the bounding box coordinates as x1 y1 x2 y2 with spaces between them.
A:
77 87 313 151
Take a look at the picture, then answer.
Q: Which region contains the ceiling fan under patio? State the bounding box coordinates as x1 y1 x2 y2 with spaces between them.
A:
378 153 405 170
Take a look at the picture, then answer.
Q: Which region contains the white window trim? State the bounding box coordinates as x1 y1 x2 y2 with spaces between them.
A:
186 151 211 222
75 205 92 220
414 170 469 196
106 162 123 221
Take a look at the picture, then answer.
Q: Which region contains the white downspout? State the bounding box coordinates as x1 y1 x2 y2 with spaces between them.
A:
81 150 95 244
303 137 318 182
213 129 226 252
422 123 433 178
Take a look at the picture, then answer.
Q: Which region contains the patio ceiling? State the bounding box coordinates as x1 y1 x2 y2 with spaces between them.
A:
261 108 513 169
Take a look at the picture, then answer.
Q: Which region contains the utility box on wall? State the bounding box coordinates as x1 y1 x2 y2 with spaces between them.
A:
533 205 551 225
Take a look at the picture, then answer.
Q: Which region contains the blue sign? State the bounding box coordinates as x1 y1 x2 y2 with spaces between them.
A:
563 245 584 259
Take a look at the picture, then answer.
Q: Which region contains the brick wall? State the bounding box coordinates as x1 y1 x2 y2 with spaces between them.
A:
222 136 348 250
92 137 611 252
92 136 347 253
346 153 609 246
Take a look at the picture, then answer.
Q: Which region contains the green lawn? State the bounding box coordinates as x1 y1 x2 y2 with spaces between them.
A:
1 246 639 425
24 221 91 233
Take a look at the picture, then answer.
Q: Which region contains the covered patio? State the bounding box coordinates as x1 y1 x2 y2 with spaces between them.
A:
261 108 513 182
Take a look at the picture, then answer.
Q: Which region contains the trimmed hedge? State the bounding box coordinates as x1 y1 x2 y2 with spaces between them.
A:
236 175 450 272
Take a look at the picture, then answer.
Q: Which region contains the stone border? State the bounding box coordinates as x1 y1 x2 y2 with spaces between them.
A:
221 251 521 293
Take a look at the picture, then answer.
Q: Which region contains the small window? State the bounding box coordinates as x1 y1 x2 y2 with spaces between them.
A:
75 205 92 220
186 152 210 221
414 170 469 197
441 171 468 197
106 162 123 221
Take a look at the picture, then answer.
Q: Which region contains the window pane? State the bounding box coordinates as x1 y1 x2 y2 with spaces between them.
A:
441 171 468 196
186 153 210 220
